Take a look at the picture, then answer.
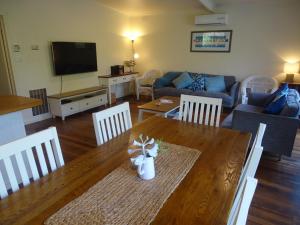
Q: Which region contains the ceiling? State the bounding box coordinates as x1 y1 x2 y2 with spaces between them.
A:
97 0 209 17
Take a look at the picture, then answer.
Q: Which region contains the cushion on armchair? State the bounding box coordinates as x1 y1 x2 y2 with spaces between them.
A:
264 83 289 106
264 94 287 114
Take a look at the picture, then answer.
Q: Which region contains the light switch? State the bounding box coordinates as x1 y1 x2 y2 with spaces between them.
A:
31 45 39 50
13 44 21 52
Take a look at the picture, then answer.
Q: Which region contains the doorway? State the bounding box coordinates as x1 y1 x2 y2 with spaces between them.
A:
0 15 16 95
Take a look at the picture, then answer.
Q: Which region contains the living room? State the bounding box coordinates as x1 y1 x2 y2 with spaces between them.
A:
0 0 300 224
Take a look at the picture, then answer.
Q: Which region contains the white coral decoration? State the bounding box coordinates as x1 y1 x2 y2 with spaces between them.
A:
128 134 158 166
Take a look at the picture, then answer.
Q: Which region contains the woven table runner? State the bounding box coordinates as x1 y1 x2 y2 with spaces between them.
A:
45 142 201 225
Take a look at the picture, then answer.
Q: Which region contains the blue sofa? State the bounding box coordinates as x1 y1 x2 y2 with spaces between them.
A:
153 72 240 108
222 89 300 158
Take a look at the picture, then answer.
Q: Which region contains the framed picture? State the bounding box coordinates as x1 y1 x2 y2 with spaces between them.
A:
190 30 233 52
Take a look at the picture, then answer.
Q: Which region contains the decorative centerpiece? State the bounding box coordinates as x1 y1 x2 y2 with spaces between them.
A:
128 134 158 180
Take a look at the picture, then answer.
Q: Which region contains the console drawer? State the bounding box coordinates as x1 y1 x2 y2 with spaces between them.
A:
61 102 80 116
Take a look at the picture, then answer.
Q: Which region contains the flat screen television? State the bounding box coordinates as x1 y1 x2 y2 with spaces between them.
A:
51 42 97 75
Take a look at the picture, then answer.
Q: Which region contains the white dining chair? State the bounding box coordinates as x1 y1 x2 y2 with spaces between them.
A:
135 69 162 100
227 177 258 225
227 123 266 225
240 123 266 183
0 127 64 199
93 102 132 146
178 94 222 127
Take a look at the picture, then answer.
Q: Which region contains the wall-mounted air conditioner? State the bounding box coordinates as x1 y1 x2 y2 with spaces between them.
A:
195 14 228 25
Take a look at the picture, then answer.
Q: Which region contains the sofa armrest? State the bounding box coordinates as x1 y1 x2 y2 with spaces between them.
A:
230 82 240 107
232 110 299 157
247 92 271 107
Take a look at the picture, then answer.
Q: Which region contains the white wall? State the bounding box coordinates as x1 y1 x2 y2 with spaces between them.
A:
0 0 131 123
131 0 300 81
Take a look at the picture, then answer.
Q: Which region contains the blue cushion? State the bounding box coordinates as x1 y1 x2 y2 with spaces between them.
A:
153 72 181 88
264 83 289 106
172 72 193 89
264 94 287 114
153 77 170 88
205 76 226 92
188 74 205 91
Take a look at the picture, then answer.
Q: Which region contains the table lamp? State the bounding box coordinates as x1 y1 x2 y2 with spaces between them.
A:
284 62 299 82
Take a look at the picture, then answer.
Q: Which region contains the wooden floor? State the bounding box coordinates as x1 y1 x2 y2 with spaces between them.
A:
26 96 300 225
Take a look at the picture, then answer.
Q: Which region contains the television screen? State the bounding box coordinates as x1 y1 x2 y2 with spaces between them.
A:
51 42 97 75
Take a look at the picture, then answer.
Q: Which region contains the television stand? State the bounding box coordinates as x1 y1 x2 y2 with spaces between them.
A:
48 86 107 120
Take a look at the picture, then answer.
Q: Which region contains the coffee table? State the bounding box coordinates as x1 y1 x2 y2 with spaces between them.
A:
137 96 180 122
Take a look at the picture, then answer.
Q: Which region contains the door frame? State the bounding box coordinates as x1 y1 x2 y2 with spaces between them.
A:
0 15 16 95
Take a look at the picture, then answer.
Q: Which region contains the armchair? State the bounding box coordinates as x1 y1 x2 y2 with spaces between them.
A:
135 69 162 100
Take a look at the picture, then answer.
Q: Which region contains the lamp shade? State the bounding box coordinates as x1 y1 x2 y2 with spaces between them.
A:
284 62 299 74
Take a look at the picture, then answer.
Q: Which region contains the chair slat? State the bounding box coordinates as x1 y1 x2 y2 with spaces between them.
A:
193 102 200 124
123 111 129 130
188 102 194 123
35 145 49 176
210 104 216 126
182 101 189 122
110 116 117 138
204 104 211 125
50 128 65 168
44 141 57 171
3 158 19 192
25 148 40 181
0 172 8 199
92 102 132 146
105 118 113 140
114 114 121 135
199 102 204 124
100 119 108 144
14 152 30 186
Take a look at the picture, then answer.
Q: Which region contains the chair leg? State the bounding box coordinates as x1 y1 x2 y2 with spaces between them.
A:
136 90 140 101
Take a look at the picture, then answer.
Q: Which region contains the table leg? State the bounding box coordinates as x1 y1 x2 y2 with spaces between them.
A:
108 85 112 105
138 110 143 122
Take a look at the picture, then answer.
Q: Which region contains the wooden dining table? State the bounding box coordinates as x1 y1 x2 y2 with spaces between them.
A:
0 116 251 225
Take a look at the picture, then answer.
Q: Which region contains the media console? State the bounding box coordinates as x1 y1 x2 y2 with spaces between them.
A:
48 86 107 120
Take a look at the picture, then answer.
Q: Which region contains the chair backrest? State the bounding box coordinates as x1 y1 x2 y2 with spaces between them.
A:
0 127 64 199
178 94 222 127
227 123 266 224
241 75 278 96
227 177 258 225
142 69 162 80
241 123 266 180
93 102 132 146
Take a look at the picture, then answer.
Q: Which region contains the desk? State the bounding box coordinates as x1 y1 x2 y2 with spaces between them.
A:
0 116 251 225
98 73 138 104
0 95 41 144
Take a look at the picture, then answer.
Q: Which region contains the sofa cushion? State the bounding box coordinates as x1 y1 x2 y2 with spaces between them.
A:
280 89 300 117
153 72 181 88
264 94 287 115
172 72 193 89
187 74 205 91
204 74 236 92
205 76 226 92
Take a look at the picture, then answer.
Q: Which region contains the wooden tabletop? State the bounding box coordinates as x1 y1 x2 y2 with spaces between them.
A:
47 86 107 99
138 96 180 113
98 72 139 78
0 117 251 225
0 95 42 116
